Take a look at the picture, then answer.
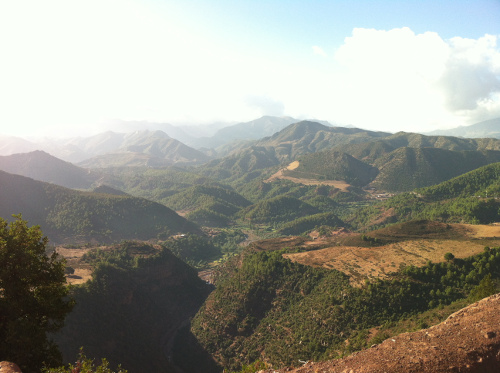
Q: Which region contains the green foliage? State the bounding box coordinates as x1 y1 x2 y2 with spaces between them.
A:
232 360 268 373
285 150 378 186
240 196 319 224
210 229 247 255
467 274 499 302
160 234 221 268
54 242 210 373
418 162 500 201
188 246 500 371
0 215 74 373
444 252 455 261
0 171 199 243
278 212 343 235
44 349 127 373
349 163 500 229
370 148 500 192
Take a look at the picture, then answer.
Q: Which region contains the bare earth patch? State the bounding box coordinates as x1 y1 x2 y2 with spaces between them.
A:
66 268 93 285
56 246 93 285
463 223 500 238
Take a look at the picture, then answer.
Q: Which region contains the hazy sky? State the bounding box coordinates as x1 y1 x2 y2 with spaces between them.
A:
1 0 499 138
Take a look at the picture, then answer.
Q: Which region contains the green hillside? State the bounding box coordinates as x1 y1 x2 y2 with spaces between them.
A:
200 146 280 181
371 148 500 191
163 185 252 227
284 150 378 186
349 162 500 230
0 170 199 243
181 246 500 371
278 212 344 235
55 241 212 373
239 195 319 224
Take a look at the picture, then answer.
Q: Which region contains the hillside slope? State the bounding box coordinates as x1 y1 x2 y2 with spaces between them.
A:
55 242 213 373
264 293 500 373
0 150 99 189
0 170 199 243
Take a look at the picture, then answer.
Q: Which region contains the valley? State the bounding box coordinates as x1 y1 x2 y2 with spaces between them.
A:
1 116 500 373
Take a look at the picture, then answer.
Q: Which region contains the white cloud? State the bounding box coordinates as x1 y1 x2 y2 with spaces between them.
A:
314 28 500 132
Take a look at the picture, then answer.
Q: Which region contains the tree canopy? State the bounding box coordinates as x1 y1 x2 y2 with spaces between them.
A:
0 215 74 373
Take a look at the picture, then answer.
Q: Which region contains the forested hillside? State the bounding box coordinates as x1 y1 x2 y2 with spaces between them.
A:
54 241 212 373
349 162 500 230
179 245 500 371
0 170 199 243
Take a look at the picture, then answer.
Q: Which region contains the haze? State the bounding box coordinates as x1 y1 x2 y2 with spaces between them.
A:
1 0 499 138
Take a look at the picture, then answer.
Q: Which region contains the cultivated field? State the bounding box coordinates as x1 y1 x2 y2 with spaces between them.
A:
283 223 500 285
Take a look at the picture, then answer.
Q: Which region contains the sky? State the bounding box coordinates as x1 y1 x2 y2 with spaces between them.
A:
1 0 500 138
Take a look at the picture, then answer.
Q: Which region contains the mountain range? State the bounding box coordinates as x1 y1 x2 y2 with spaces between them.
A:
425 117 500 138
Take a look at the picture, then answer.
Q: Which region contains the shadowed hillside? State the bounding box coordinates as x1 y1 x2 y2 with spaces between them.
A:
0 151 100 189
0 170 199 243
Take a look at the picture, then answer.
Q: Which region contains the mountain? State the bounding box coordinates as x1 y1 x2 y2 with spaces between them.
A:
0 129 210 165
104 119 198 144
371 147 500 191
189 116 301 149
0 150 100 189
199 121 391 182
348 162 500 229
382 131 500 151
425 117 500 139
257 121 391 161
75 130 210 168
0 170 199 243
76 152 174 168
0 135 38 155
285 150 379 187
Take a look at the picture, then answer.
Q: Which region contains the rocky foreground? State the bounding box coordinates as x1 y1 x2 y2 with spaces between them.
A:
263 293 500 373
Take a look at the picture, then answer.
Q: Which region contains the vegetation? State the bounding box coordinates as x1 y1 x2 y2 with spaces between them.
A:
186 246 500 371
160 234 221 268
278 212 343 235
239 196 319 225
44 349 127 373
284 150 378 186
54 241 211 373
0 216 74 373
0 171 199 243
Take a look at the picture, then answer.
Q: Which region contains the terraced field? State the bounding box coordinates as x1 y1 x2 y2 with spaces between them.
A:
283 223 500 285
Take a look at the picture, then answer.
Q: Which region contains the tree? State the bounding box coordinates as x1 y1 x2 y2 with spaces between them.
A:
0 215 74 373
444 252 455 262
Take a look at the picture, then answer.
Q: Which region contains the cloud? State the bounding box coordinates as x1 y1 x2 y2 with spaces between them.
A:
322 28 500 132
438 35 500 112
312 46 327 57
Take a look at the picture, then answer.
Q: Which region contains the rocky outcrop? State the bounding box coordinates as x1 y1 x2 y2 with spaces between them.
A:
263 293 500 373
0 362 21 373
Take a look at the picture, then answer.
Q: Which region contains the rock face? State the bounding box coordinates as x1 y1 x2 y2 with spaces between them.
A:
0 362 22 373
264 293 500 373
